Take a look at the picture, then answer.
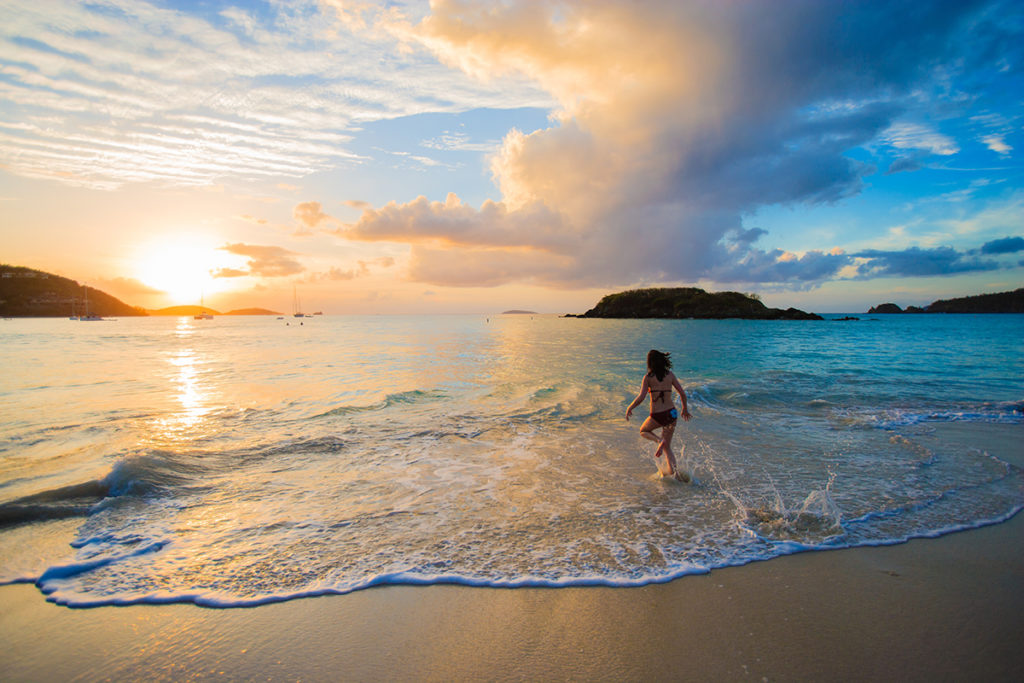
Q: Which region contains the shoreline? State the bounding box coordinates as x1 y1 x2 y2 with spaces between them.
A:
3 423 1022 681
2 511 1021 681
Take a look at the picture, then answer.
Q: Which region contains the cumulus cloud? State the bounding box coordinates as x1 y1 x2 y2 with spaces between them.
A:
853 246 999 278
294 201 337 232
216 244 305 278
348 193 569 251
709 249 853 286
340 0 997 288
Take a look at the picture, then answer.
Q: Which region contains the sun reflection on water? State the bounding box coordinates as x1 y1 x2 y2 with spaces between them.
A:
151 318 212 443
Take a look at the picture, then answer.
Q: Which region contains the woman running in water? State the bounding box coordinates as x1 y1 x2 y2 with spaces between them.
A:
625 349 692 481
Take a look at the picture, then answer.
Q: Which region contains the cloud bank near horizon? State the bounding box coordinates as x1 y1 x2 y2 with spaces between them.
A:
339 0 1022 289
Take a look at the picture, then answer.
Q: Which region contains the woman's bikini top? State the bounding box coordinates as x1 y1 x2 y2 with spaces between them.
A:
647 372 672 403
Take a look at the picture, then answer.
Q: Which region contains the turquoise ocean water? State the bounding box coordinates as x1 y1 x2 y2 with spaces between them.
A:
1 314 1022 607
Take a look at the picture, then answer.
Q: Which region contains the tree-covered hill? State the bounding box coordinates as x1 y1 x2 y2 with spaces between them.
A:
0 265 146 317
927 288 1024 313
867 288 1024 313
573 287 822 320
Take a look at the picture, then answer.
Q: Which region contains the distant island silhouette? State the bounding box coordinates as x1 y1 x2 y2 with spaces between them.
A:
4 264 1022 318
224 307 283 316
0 265 282 317
570 288 823 320
148 306 282 316
868 288 1024 314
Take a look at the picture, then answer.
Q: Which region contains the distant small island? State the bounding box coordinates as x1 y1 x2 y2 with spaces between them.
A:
868 288 1024 314
501 309 537 315
224 307 283 316
148 306 282 316
149 305 217 316
570 288 822 320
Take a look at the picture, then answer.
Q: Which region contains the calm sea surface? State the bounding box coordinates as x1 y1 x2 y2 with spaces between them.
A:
1 314 1022 607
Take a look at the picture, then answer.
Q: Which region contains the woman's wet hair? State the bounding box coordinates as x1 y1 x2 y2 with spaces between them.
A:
647 349 672 381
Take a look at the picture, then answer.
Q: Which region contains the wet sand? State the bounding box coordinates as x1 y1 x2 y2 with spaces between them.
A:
3 423 1022 681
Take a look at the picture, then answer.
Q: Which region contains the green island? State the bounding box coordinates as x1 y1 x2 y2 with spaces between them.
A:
570 287 823 320
868 288 1024 314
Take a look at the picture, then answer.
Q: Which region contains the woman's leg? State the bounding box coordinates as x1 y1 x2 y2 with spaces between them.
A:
639 416 662 445
660 422 677 468
660 423 689 481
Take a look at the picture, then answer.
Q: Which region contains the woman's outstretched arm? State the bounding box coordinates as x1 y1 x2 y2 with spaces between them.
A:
625 377 650 420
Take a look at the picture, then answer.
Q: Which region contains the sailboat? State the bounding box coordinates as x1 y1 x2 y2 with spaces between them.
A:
78 285 103 321
194 291 213 320
293 285 305 318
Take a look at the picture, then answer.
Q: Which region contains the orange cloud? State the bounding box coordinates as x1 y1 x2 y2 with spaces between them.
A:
293 201 337 232
217 243 305 277
346 192 569 251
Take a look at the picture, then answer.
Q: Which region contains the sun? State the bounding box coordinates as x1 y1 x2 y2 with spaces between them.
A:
134 237 240 305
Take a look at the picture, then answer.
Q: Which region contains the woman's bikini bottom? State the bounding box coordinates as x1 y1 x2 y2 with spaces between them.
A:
650 408 678 427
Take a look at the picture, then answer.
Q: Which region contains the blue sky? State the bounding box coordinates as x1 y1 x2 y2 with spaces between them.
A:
1 0 1022 313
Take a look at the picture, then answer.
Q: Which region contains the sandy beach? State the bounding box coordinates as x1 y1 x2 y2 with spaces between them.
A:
3 423 1022 682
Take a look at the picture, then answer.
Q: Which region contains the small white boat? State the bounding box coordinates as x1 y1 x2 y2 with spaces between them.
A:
78 286 105 321
195 292 214 320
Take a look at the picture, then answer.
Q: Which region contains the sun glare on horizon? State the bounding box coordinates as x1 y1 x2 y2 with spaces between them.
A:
135 238 241 305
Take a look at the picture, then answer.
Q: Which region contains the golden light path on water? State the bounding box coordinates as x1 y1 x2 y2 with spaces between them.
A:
147 318 213 446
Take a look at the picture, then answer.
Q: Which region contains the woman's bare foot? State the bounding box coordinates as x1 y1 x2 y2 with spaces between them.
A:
654 441 665 458
674 468 690 483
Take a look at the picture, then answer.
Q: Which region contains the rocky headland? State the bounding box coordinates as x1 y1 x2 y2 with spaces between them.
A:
0 265 144 317
868 288 1024 314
